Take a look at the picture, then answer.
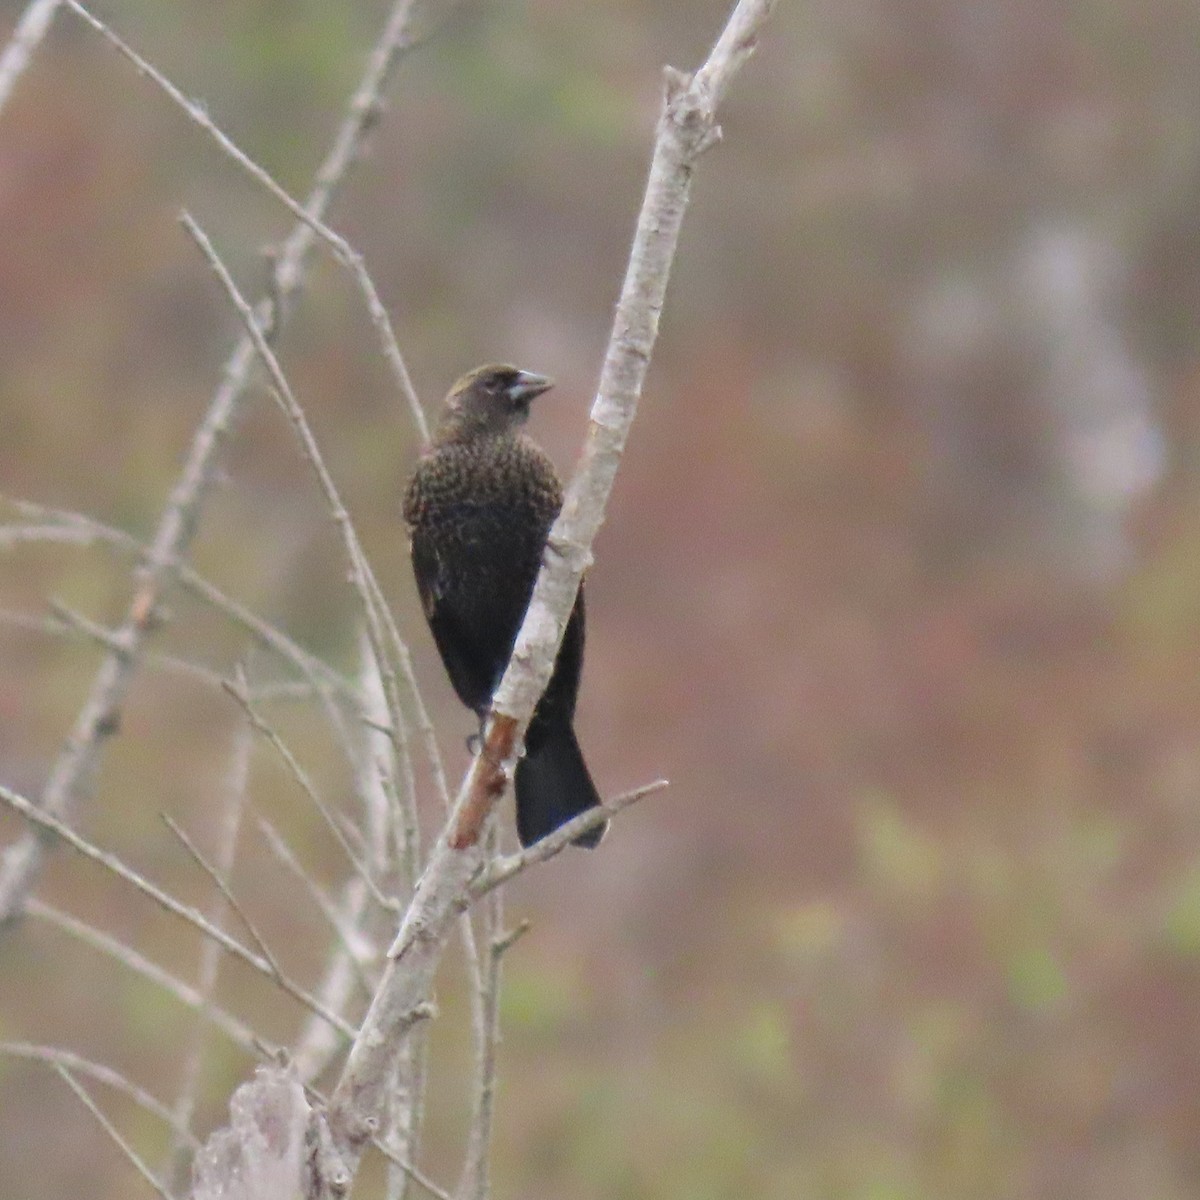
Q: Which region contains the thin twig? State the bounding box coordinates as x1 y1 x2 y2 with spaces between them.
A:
0 0 62 117
469 780 669 900
456 821 521 1200
161 813 282 982
27 898 262 1056
0 782 356 1039
0 1042 199 1148
164 714 252 1191
290 636 425 1090
54 1065 175 1200
62 0 429 442
289 878 373 1085
0 604 227 692
372 1133 455 1200
182 209 424 899
222 676 394 912
257 814 377 994
1 494 358 699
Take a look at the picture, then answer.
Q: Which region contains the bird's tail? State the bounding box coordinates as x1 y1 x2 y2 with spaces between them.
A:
514 724 606 849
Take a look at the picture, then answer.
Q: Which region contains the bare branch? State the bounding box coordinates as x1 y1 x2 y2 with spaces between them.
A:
468 780 668 900
222 675 395 912
164 717 252 1191
1 494 358 700
0 0 62 117
0 0 439 928
27 899 262 1056
182 210 430 896
0 1042 198 1148
373 1134 455 1200
62 0 429 442
54 1065 175 1200
312 4 774 1185
456 838 526 1200
162 812 284 984
0 603 228 692
256 815 377 995
0 782 356 1039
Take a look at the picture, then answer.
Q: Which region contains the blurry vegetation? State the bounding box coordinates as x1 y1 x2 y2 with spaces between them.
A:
2 1 1200 1198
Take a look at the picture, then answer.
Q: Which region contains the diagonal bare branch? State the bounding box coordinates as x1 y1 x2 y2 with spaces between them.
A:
0 782 356 1039
1 494 358 699
163 716 252 1191
162 812 284 984
308 6 775 1193
467 779 669 900
0 1042 199 1149
54 1065 175 1200
63 0 428 443
27 898 262 1056
256 814 377 996
0 0 63 117
222 675 395 912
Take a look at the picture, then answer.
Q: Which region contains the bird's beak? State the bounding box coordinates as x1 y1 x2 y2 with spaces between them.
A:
507 371 554 404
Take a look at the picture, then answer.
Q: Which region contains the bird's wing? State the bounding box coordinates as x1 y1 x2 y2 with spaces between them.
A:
410 533 441 624
411 530 493 713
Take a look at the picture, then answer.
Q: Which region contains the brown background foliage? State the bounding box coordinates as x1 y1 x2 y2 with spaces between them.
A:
2 1 1200 1197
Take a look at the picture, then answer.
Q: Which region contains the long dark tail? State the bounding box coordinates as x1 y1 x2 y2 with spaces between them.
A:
514 723 605 848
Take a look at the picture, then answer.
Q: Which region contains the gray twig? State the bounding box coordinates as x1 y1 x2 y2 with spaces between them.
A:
164 715 253 1191
469 780 669 900
62 0 428 443
1 494 358 700
222 674 395 912
27 898 262 1056
182 210 424 905
257 814 377 995
162 812 283 984
0 0 63 117
456 830 525 1200
0 1042 198 1148
54 1065 175 1200
0 782 355 1039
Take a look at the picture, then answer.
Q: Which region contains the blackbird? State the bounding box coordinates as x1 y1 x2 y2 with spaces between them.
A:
403 364 605 848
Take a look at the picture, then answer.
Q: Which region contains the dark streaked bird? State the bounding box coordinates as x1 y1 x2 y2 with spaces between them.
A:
403 364 605 848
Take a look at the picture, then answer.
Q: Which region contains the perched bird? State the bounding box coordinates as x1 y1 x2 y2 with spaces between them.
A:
403 364 605 848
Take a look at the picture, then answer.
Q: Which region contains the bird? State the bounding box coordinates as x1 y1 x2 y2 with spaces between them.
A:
403 363 605 848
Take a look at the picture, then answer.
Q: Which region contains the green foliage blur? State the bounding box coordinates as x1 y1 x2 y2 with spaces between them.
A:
2 1 1200 1198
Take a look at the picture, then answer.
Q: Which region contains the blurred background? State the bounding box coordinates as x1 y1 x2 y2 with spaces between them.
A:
1 0 1200 1197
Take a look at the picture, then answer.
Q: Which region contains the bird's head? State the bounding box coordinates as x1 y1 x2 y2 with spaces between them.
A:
437 364 554 442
